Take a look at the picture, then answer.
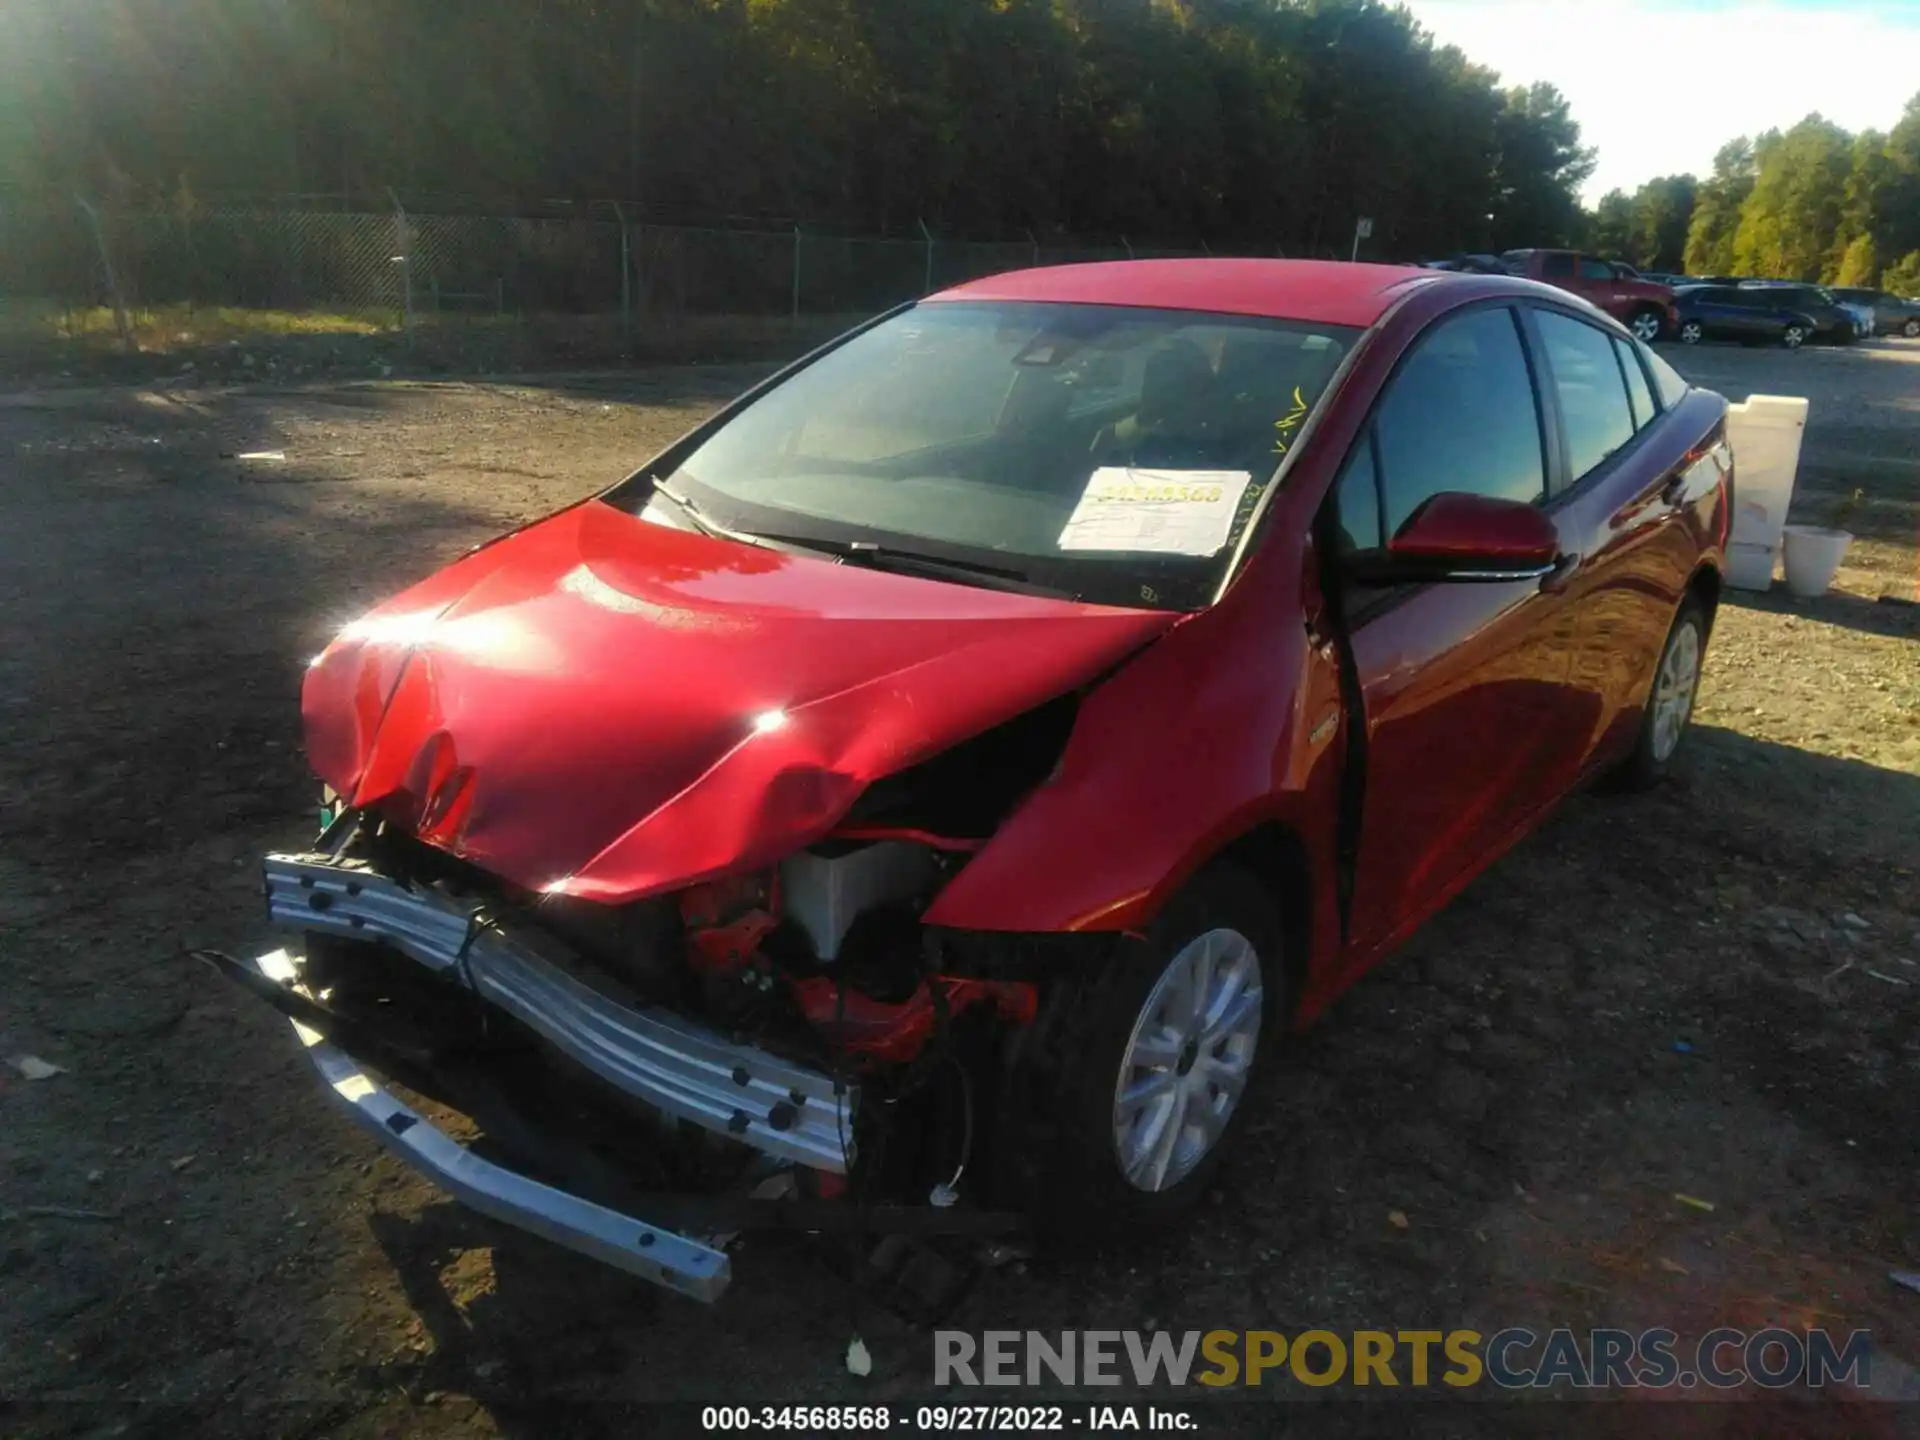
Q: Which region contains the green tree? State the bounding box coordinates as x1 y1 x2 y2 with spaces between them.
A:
1490 82 1596 250
1835 233 1878 286
1630 174 1697 271
1732 116 1851 281
1686 138 1757 275
1589 189 1635 259
1883 250 1920 295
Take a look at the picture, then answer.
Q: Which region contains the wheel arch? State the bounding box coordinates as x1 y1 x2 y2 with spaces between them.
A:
1185 819 1315 1024
1686 558 1723 639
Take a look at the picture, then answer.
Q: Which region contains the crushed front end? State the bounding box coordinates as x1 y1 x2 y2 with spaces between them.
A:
224 800 1053 1304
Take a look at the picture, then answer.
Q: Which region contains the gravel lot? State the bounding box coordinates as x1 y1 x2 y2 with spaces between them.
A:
2 337 1916 1438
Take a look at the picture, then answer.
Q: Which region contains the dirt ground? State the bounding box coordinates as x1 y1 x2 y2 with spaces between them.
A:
2 336 1916 1438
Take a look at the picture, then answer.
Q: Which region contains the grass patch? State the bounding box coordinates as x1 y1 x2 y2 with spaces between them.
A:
0 301 395 352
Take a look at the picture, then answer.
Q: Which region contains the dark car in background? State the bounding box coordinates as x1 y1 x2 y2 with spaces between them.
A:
1737 282 1858 343
1673 286 1818 349
1831 286 1920 338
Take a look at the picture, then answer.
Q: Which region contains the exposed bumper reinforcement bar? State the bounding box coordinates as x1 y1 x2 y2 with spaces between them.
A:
262 851 853 1173
251 948 733 1301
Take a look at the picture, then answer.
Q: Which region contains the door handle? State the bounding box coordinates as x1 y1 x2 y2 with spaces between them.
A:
1538 552 1581 594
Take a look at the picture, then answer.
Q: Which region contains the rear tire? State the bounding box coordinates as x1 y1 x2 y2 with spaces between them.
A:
1903 318 1920 339
1782 324 1806 350
994 864 1283 1235
1612 596 1709 792
1678 320 1705 345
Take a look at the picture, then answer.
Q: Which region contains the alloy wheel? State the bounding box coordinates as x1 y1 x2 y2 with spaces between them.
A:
1905 319 1920 338
1784 326 1805 349
1679 321 1704 345
1651 618 1702 763
1630 311 1662 343
1112 928 1263 1192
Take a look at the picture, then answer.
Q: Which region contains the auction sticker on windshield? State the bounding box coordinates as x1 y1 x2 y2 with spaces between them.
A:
1057 467 1253 556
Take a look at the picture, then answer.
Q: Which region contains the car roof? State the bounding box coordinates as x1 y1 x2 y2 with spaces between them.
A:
925 259 1443 328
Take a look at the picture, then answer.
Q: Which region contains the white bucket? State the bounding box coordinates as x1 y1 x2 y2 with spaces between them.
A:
1781 525 1852 598
1725 542 1777 592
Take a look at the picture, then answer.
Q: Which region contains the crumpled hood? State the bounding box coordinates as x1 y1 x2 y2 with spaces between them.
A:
302 500 1175 901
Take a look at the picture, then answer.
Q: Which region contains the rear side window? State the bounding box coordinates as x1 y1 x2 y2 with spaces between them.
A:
1373 306 1547 536
1541 253 1576 279
1613 337 1656 429
1535 310 1635 481
1578 257 1614 281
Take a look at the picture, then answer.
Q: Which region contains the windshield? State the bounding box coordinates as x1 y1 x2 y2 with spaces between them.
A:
611 301 1359 610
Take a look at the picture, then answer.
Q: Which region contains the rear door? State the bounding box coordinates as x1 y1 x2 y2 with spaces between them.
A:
1522 304 1720 766
1330 303 1595 958
1718 287 1769 338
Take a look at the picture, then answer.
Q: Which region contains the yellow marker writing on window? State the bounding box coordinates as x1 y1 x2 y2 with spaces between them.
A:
1273 386 1309 455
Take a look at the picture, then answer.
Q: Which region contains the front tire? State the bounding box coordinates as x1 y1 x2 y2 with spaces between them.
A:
995 864 1283 1233
1903 318 1919 339
1629 307 1664 343
1613 596 1709 791
1678 320 1705 345
1782 324 1806 349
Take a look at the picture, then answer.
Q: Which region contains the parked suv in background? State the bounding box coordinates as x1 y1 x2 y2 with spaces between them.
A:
1830 286 1920 338
1737 283 1859 343
1673 285 1818 349
1501 249 1677 341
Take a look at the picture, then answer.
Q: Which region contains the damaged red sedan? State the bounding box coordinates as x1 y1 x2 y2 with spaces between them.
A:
220 260 1731 1303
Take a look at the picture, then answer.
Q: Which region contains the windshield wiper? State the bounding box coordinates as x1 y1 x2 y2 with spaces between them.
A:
650 481 1078 599
648 479 736 541
847 541 1076 597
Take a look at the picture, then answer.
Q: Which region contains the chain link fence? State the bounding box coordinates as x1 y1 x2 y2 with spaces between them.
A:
0 194 1215 369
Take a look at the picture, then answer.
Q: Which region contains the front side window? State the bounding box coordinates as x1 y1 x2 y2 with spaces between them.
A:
614 301 1358 610
1333 434 1383 554
1535 310 1636 481
1373 306 1547 537
1578 257 1615 281
1541 252 1576 279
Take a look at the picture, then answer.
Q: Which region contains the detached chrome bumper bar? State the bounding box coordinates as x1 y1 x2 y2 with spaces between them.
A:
252 948 732 1301
262 852 854 1173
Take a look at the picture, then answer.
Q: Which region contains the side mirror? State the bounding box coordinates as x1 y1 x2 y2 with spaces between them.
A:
1349 492 1561 584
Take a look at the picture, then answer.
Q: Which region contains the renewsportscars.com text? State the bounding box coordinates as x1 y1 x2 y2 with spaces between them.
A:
933 1327 1876 1391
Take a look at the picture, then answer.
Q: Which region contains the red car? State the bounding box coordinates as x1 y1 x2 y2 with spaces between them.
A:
1502 248 1679 343
220 260 1731 1303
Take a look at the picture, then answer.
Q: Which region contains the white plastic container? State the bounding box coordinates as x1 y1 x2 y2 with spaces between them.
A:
1725 542 1777 592
1725 395 1809 553
1781 525 1852 598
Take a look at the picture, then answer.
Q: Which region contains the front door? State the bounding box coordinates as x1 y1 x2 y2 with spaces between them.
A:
1327 303 1596 960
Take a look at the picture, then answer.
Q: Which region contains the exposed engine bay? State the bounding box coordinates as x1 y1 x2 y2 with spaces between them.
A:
228 686 1098 1305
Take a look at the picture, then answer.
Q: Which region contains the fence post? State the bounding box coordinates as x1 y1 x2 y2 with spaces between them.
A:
918 218 935 295
389 189 412 338
73 194 134 353
1121 234 1133 259
613 202 633 356
1026 229 1039 268
792 226 802 320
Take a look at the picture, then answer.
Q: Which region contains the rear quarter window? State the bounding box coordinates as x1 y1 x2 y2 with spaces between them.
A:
1639 340 1689 409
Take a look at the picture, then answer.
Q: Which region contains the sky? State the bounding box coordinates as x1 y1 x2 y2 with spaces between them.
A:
1400 0 1920 202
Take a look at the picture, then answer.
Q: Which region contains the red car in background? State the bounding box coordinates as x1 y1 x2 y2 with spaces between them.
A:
217 259 1731 1302
1503 248 1679 343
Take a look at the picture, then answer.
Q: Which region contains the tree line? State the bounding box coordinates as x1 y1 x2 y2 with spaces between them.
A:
1587 101 1920 295
2 0 1594 256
